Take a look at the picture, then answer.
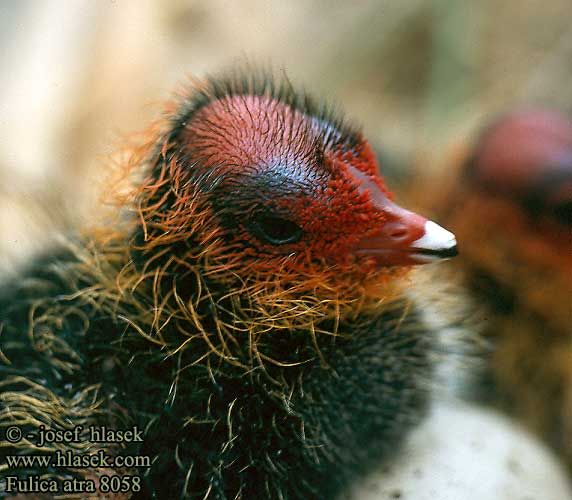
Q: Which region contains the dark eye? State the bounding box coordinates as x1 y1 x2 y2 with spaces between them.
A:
250 213 303 245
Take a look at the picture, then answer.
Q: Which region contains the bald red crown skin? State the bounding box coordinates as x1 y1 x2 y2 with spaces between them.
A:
176 92 458 269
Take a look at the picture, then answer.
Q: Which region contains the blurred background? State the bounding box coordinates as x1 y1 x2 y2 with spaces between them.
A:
1 0 571 271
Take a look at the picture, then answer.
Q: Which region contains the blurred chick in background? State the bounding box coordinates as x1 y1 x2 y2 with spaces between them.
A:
427 108 572 472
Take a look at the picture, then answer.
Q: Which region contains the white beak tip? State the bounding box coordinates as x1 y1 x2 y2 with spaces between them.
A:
411 220 458 260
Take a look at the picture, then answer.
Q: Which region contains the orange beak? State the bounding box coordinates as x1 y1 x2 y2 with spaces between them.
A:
348 166 458 266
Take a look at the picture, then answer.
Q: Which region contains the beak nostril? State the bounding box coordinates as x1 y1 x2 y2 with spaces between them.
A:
388 228 409 241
